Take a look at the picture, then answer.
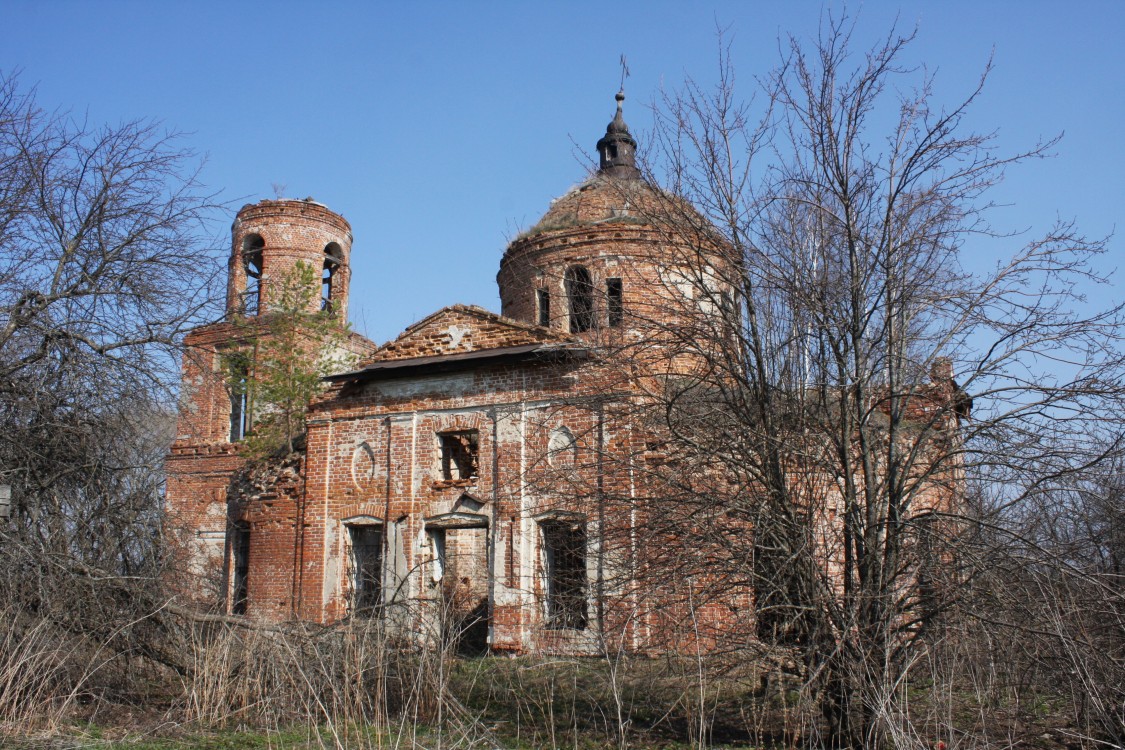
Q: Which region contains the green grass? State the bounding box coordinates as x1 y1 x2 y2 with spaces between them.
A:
9 725 437 750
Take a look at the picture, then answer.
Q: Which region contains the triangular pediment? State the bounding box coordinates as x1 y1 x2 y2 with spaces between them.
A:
454 492 485 512
367 305 572 363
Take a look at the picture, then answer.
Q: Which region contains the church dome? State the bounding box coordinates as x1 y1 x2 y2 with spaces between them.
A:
497 91 731 342
518 173 657 240
513 91 714 244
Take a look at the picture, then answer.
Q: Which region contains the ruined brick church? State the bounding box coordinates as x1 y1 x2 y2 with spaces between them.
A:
166 93 965 654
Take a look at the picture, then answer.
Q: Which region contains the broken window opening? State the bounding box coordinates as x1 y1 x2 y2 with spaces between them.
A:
541 520 588 630
439 430 479 481
606 277 623 327
242 234 264 315
228 357 251 442
231 523 250 615
350 524 383 615
322 242 343 313
536 288 550 328
565 265 595 333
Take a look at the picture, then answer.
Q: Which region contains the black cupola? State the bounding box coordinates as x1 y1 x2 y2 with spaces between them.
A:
596 91 641 179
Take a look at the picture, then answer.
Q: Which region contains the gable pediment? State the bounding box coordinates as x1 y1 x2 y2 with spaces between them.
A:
368 305 571 363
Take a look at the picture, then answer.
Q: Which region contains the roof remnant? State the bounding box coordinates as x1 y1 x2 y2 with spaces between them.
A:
325 342 589 382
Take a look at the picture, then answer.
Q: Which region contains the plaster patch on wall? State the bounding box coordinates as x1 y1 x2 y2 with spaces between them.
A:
178 377 203 427
496 412 525 445
443 324 472 352
322 523 339 608
372 373 474 399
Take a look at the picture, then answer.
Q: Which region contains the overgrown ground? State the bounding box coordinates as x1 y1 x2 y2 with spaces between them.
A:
1 652 1089 750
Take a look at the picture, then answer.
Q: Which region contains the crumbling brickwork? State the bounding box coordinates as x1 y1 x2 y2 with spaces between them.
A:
166 97 968 656
165 198 374 612
227 198 354 319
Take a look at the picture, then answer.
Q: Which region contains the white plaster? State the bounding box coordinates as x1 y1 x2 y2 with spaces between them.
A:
519 400 536 651
321 342 359 376
322 522 339 609
188 531 226 598
496 411 525 443
492 520 518 606
443 324 472 351
370 372 474 399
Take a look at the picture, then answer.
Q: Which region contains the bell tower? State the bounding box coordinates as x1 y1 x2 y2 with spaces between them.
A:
166 197 374 614
226 198 353 321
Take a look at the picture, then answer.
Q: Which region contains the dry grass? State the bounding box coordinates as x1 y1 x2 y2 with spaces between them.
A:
0 601 1110 750
0 607 77 734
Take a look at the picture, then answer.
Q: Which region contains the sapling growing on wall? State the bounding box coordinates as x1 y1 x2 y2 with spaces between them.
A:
224 260 356 457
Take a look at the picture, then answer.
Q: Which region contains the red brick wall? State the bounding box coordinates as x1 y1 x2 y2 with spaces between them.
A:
295 353 655 653
227 198 354 320
166 184 968 657
166 198 374 613
497 176 735 349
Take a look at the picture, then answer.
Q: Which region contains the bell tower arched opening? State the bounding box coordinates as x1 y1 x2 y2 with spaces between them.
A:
322 242 343 313
241 233 264 315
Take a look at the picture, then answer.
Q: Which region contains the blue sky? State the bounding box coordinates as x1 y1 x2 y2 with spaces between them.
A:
3 1 1122 345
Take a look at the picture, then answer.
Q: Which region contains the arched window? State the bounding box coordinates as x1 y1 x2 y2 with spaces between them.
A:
536 288 551 327
242 234 264 315
228 357 251 442
565 265 595 333
322 242 343 313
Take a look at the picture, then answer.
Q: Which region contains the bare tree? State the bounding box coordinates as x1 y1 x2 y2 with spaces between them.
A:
623 18 1125 748
963 444 1125 746
0 70 223 707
